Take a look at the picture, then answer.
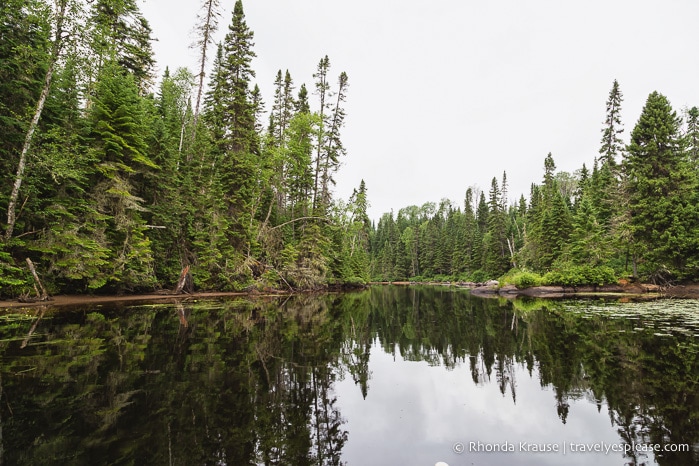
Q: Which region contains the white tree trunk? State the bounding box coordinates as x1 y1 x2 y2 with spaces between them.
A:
4 0 68 240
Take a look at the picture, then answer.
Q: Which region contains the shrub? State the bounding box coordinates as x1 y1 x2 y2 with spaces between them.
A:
499 269 543 289
470 269 488 283
513 271 543 288
542 265 616 286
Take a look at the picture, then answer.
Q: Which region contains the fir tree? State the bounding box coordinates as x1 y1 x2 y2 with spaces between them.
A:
624 92 699 280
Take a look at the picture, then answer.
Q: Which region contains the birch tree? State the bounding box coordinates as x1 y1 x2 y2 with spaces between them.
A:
4 0 80 241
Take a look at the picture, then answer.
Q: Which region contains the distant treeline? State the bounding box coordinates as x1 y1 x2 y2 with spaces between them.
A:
370 82 699 285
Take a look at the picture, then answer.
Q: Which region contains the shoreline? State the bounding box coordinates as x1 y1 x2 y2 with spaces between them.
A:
2 281 698 312
371 281 699 299
0 291 256 311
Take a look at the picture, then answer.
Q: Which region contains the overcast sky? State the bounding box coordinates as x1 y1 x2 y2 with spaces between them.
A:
140 0 699 220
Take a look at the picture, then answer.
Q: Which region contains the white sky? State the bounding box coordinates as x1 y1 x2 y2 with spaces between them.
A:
140 0 699 220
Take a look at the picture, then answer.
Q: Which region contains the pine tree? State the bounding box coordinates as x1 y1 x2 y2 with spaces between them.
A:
623 91 699 280
318 71 349 210
520 154 572 270
220 0 257 153
591 81 625 228
567 194 607 266
312 56 330 210
28 58 112 291
540 154 571 268
144 67 196 283
310 57 349 212
268 69 296 212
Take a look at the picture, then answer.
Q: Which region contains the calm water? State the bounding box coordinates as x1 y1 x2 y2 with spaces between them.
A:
0 286 698 465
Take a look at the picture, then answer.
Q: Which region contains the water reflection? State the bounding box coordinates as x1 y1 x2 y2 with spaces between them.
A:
0 287 697 465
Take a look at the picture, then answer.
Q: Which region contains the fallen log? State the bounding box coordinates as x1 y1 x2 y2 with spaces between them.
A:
25 258 49 301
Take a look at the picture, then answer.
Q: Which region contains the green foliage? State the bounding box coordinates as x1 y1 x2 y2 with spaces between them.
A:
500 269 543 289
470 269 489 283
0 244 28 295
542 265 616 287
4 2 699 297
624 91 699 280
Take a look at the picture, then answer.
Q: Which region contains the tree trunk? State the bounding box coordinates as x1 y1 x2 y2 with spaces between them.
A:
190 0 219 155
174 265 191 294
26 258 49 301
5 0 68 240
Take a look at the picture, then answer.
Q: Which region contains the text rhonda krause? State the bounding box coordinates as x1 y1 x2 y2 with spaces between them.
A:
468 441 690 454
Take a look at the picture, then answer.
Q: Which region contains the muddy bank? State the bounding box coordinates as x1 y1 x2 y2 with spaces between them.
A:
0 282 371 311
371 280 699 299
470 282 699 299
3 282 697 311
0 291 253 311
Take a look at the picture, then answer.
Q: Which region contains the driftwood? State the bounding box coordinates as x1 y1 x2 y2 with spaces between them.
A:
25 258 49 301
173 265 192 294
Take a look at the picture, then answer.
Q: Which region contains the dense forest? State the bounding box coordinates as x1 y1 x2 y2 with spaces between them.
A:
2 1 698 298
0 0 372 297
370 82 699 286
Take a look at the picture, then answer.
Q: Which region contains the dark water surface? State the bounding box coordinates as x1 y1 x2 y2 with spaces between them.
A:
0 286 698 465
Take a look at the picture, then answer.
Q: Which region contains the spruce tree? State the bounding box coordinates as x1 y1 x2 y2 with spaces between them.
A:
483 177 509 277
624 92 699 280
567 194 607 266
86 61 158 289
684 106 699 167
89 0 155 93
205 0 260 267
599 80 624 168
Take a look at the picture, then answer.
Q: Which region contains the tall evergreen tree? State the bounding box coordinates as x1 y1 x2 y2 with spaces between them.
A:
318 71 349 210
567 194 607 266
89 0 155 93
483 177 509 277
86 61 159 289
623 92 699 280
599 79 624 168
312 56 330 211
684 106 699 167
213 0 259 260
4 0 80 240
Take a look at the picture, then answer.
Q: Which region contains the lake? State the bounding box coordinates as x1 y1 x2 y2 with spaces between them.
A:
0 286 698 465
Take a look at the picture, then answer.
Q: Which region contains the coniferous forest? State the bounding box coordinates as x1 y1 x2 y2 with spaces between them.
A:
2 1 699 298
0 0 372 297
371 83 699 286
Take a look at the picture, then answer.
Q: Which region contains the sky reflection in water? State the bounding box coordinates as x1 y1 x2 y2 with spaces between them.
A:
335 339 623 466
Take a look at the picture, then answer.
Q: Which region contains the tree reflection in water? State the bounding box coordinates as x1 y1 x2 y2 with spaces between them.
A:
0 287 697 465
